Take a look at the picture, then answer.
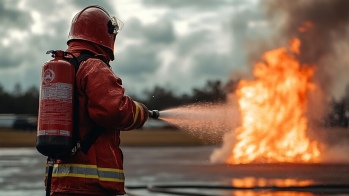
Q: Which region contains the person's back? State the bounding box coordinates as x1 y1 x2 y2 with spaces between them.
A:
45 5 149 196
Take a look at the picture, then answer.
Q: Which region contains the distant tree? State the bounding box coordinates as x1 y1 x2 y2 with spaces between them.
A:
141 86 184 110
18 86 39 115
189 80 226 103
0 84 13 113
0 84 39 115
0 84 4 96
12 83 22 97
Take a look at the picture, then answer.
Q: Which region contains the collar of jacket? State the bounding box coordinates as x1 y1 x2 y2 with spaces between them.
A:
66 40 112 64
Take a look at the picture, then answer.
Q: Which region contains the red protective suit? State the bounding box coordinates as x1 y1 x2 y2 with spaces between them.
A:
47 40 148 195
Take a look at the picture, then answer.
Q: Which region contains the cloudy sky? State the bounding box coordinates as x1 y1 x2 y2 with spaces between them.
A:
0 0 273 97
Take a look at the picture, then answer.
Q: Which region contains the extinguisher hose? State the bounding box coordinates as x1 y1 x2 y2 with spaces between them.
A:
46 157 54 196
125 184 349 196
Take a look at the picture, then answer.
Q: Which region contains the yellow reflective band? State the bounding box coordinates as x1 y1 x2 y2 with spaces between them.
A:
125 101 141 129
133 102 140 125
97 167 123 173
51 173 124 182
53 164 124 173
46 164 125 182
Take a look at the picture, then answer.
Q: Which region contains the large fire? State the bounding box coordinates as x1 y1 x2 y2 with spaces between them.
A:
226 38 320 164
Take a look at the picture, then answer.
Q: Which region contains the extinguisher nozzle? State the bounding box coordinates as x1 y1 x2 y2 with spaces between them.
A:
149 110 160 119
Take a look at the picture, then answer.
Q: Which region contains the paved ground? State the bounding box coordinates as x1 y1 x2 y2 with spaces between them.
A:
1 147 349 196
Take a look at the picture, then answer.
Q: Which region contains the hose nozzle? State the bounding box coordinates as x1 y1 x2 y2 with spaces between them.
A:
149 110 160 119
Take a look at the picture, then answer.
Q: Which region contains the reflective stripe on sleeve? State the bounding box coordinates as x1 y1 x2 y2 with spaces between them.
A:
124 101 141 129
46 164 125 182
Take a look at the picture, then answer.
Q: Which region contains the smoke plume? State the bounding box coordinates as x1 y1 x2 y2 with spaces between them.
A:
263 0 349 102
263 0 349 162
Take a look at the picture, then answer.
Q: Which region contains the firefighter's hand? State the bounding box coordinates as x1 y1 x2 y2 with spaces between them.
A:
123 101 149 131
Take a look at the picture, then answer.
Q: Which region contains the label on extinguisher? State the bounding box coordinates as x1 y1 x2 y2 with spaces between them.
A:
39 82 73 137
38 130 71 136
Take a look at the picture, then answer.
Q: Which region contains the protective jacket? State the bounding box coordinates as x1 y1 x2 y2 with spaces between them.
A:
46 40 148 195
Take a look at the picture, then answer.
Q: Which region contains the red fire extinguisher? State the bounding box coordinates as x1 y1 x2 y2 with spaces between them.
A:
36 50 76 159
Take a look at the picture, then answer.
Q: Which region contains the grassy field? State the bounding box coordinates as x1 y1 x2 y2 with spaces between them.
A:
0 128 222 148
1 127 348 148
0 129 37 147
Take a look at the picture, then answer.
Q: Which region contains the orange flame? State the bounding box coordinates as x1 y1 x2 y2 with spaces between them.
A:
227 38 320 164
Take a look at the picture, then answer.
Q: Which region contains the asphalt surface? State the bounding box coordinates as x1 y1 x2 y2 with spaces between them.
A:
1 147 349 196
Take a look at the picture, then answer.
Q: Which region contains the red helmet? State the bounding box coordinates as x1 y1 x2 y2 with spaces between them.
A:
68 5 123 60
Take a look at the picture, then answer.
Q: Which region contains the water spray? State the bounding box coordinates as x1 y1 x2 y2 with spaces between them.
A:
148 104 241 164
149 110 160 119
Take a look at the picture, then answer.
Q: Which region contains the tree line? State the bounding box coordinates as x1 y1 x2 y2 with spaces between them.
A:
0 80 230 115
0 84 39 115
0 80 348 128
134 80 230 111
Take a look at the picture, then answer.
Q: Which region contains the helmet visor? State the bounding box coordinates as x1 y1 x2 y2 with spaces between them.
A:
110 16 124 34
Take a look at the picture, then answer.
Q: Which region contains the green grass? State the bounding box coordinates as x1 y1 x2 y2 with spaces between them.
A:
4 127 346 148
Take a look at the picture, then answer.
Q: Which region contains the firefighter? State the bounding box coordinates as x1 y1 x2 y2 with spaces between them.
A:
46 5 149 195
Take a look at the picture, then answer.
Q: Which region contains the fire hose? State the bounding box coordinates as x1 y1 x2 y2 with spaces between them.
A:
125 184 349 196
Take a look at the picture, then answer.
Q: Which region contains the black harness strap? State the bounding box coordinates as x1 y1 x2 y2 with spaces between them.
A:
69 51 106 155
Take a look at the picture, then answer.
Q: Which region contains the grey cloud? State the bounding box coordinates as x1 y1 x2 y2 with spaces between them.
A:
143 20 175 44
0 30 68 89
0 1 33 69
0 52 21 68
70 0 114 14
28 34 68 60
141 0 245 9
225 3 273 72
192 53 234 77
0 1 32 30
20 1 58 15
123 18 143 38
167 3 266 68
0 33 28 68
112 17 176 80
175 32 210 56
0 21 68 69
115 3 258 95
0 32 66 69
114 44 160 77
124 17 176 44
230 6 266 44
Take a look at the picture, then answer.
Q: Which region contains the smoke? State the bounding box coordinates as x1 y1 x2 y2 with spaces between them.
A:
210 128 236 163
262 0 349 102
209 94 240 163
315 127 349 163
321 143 349 163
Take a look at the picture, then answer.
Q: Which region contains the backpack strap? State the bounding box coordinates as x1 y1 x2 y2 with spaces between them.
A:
69 51 106 155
